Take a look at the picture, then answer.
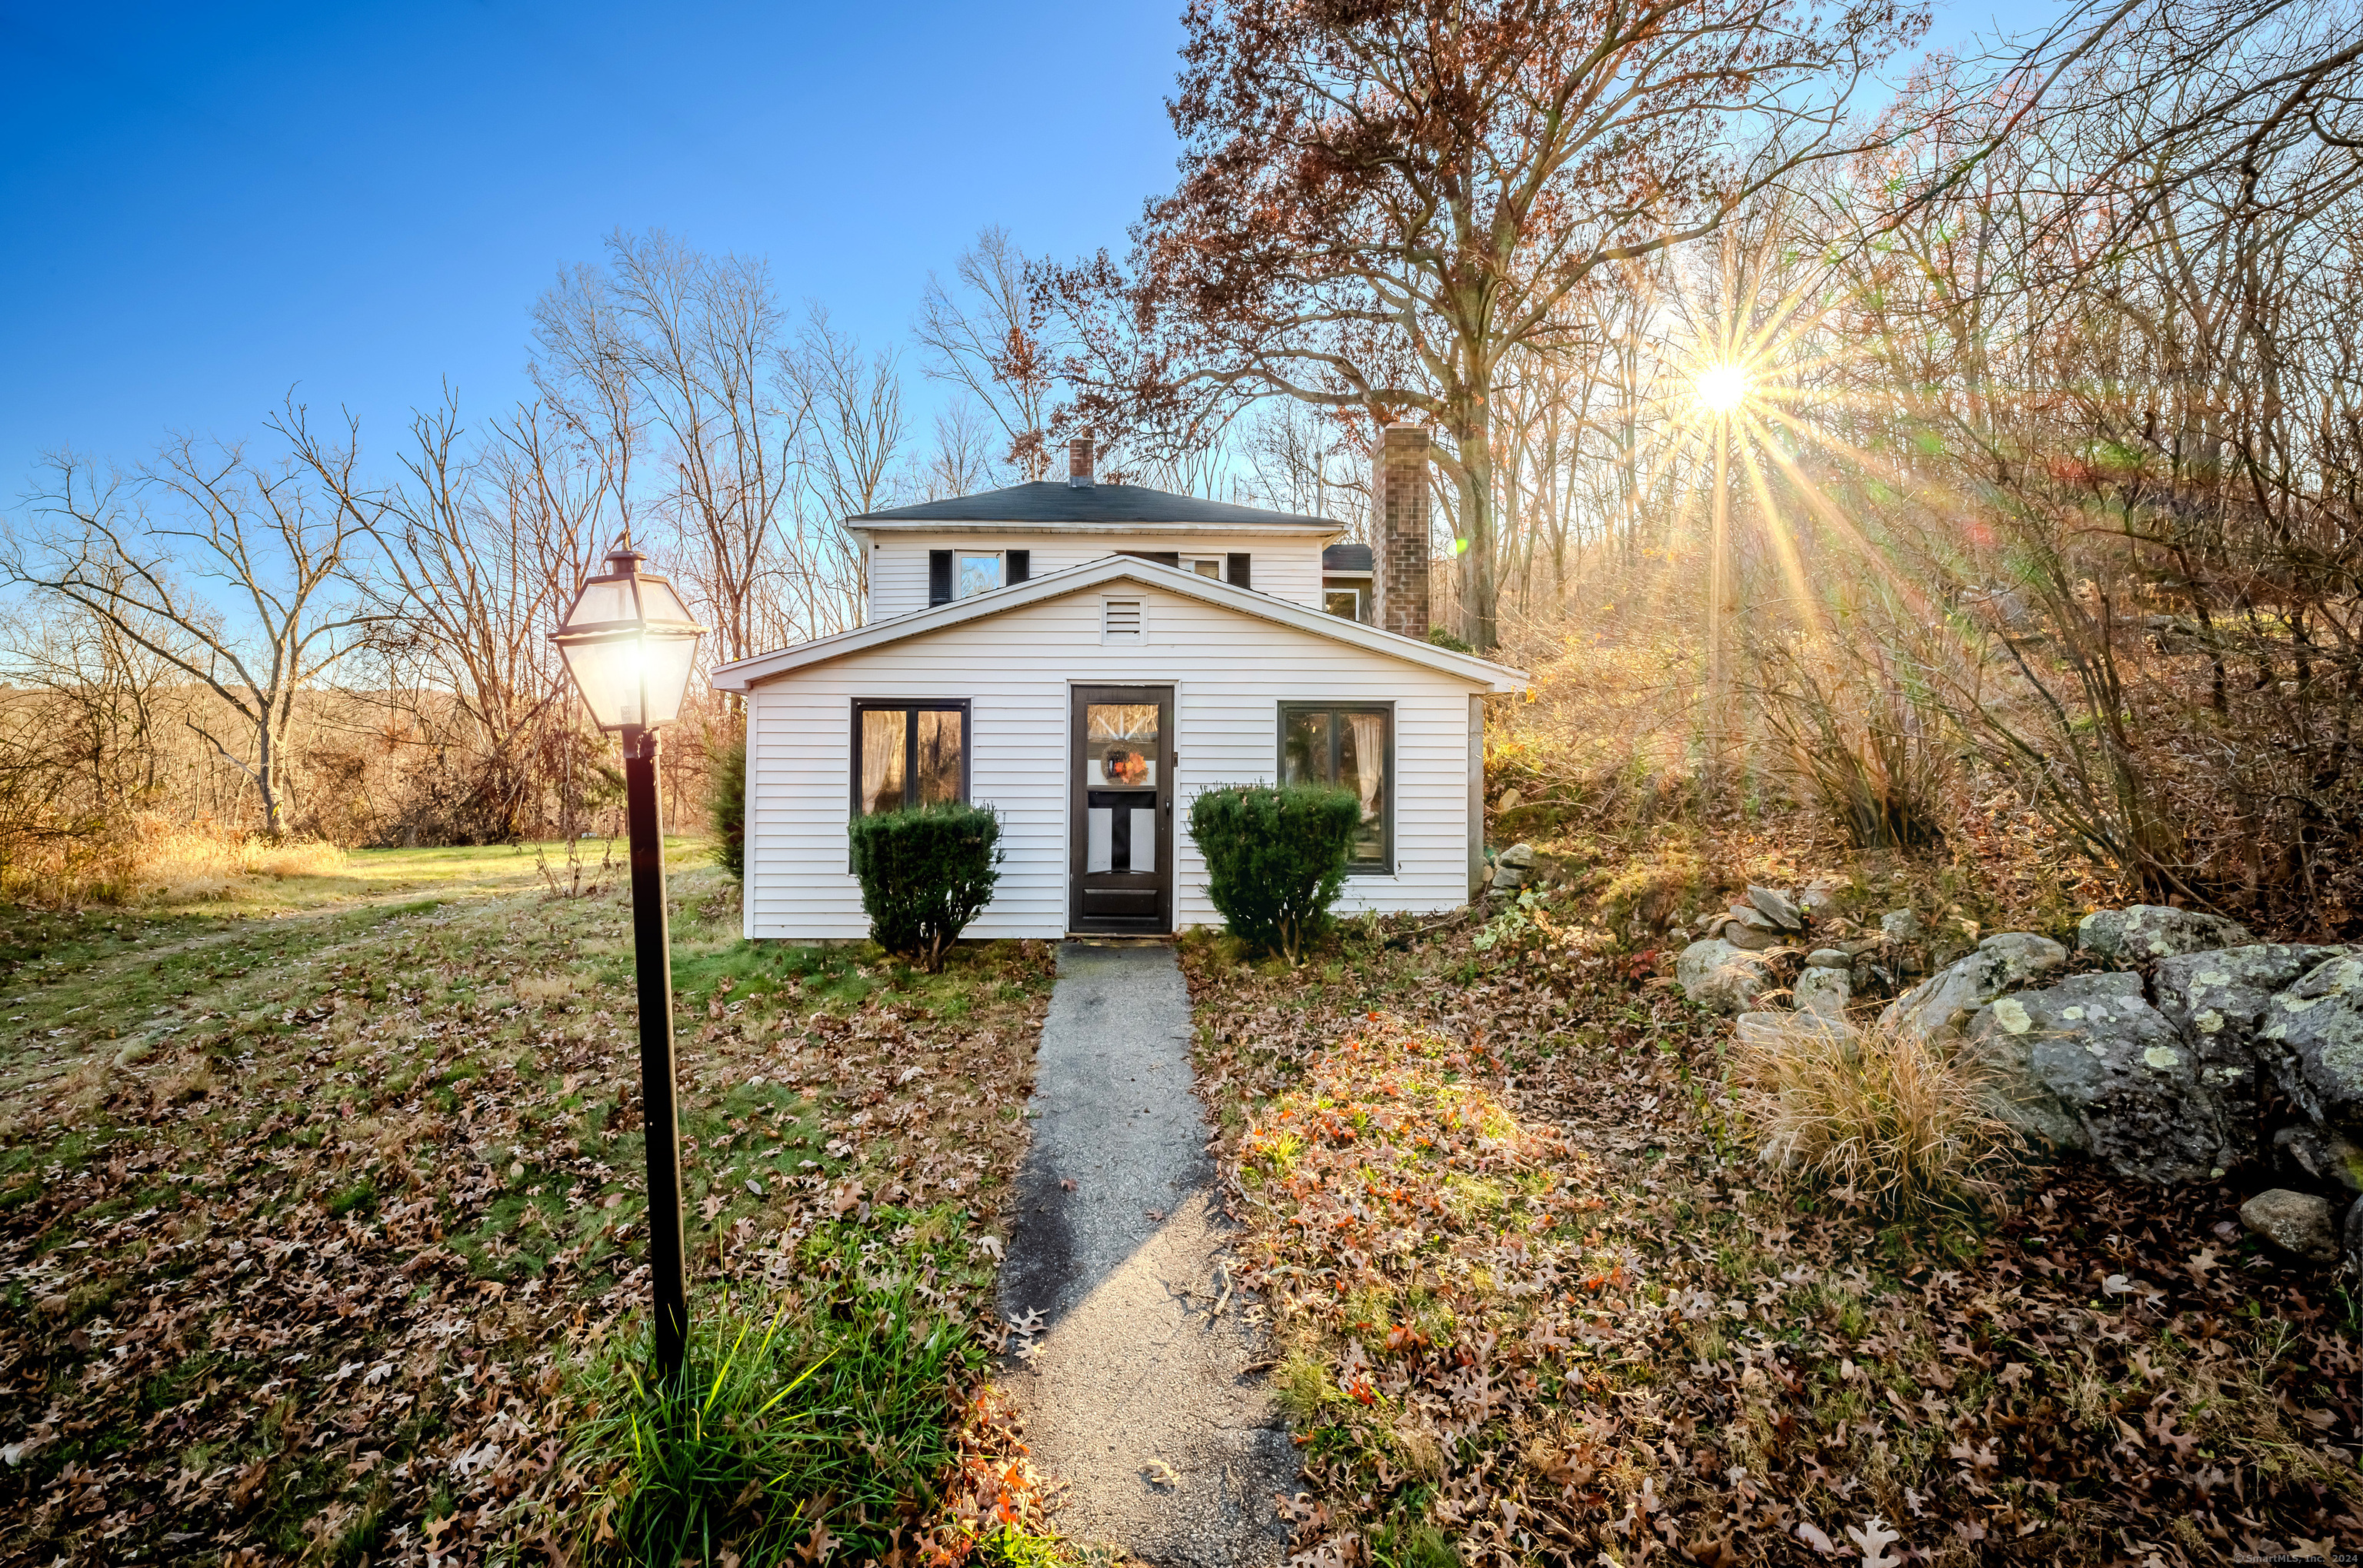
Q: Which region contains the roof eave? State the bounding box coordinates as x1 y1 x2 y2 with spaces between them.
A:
708 558 1528 694
846 518 1341 538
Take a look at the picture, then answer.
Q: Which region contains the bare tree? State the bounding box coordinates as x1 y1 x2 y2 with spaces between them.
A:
4 416 377 837
917 225 1062 481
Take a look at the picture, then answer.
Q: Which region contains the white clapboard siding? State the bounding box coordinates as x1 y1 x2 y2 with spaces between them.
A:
868 534 1325 620
743 581 1484 940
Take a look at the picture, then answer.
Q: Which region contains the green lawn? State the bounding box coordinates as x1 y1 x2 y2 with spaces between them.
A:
0 841 1055 1566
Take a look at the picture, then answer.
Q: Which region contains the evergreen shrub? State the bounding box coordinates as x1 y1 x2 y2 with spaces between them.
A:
1187 783 1361 960
712 729 747 880
847 801 1002 972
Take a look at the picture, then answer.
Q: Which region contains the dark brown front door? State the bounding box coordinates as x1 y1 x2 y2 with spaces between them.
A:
1069 685 1174 934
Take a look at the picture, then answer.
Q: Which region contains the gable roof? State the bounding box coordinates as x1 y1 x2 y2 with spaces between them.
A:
848 480 1339 534
708 554 1528 694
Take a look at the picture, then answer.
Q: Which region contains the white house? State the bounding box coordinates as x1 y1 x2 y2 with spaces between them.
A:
708 426 1527 940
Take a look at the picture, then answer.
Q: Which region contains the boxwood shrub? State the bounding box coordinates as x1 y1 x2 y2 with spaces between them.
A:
846 801 1003 972
1186 783 1361 960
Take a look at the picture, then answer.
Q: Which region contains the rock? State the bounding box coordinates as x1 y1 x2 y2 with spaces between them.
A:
1879 909 1921 944
1729 904 1783 931
1965 971 2234 1183
1491 865 1527 894
2239 1188 2338 1262
1795 966 1851 1023
2274 1124 2363 1194
1676 939 1777 1016
1745 885 1805 931
1495 842 1537 871
2348 1199 2363 1283
2078 904 2255 962
1735 1008 1853 1052
1805 948 1853 970
1721 920 1785 953
1798 880 1846 917
2258 954 2363 1130
1496 788 1521 813
2152 944 2348 1164
1882 932 2068 1045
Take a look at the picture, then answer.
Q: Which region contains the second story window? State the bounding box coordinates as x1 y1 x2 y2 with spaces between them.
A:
957 551 1002 598
928 548 1029 605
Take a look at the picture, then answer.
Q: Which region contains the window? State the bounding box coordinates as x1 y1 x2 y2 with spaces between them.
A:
1325 588 1364 621
928 549 1026 604
852 701 968 816
1280 703 1391 868
956 552 1002 598
1183 556 1224 579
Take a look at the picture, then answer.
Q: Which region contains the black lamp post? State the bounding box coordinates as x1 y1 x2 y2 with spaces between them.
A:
552 543 706 1380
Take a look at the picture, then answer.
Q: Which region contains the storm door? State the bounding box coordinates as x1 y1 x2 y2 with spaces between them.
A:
1068 686 1175 934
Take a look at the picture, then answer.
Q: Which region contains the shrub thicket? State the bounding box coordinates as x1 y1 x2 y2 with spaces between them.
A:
847 801 1003 972
1187 783 1361 960
712 728 747 880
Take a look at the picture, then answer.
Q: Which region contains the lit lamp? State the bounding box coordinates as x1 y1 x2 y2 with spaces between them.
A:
552 543 705 1383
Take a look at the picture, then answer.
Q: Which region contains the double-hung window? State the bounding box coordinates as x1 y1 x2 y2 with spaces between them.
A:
1278 702 1391 870
853 701 969 816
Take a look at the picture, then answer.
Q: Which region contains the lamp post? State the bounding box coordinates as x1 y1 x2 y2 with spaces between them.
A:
552 543 706 1381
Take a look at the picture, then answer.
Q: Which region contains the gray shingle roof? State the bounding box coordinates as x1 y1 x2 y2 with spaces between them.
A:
849 481 1339 529
1321 542 1374 572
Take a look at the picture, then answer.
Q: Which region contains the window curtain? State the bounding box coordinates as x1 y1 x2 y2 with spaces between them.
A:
860 710 905 814
1346 712 1385 826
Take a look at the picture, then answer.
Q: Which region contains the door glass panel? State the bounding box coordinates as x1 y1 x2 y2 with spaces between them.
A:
956 553 1002 598
1282 710 1330 787
1086 807 1112 873
1338 712 1387 861
1129 807 1158 874
915 709 962 804
1087 703 1159 786
859 709 906 814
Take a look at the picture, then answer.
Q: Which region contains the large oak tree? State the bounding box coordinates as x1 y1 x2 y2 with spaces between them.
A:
1051 0 1923 647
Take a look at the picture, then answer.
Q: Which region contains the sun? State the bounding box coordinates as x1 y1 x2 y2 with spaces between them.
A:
1695 363 1749 414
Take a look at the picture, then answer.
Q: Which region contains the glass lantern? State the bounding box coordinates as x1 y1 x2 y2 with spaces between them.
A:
550 546 707 731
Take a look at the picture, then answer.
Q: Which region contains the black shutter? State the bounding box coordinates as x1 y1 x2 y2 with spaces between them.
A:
1226 552 1251 589
927 550 952 605
1007 549 1030 584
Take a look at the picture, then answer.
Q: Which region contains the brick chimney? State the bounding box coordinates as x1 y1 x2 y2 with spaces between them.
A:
1068 431 1095 488
1371 422 1431 638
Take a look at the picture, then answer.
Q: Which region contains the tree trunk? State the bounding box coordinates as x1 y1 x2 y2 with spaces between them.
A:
1446 395 1499 650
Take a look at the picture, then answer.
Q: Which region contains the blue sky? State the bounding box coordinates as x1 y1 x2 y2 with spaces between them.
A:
0 0 1189 490
1 0 2051 495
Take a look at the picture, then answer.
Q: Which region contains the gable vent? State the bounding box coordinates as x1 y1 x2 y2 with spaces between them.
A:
1102 598 1144 643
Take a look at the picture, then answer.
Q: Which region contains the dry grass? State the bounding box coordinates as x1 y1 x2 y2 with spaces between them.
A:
0 816 350 906
1729 1011 2024 1217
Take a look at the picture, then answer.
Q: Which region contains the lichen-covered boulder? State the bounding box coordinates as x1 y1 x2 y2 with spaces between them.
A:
2258 954 2363 1129
1881 931 2068 1044
1676 939 1776 1015
2275 1124 2363 1193
2241 1188 2338 1262
2078 904 2255 961
1965 971 2233 1182
1794 966 1851 1023
2151 944 2348 1163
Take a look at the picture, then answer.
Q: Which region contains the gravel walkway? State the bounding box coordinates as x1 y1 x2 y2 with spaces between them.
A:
998 941 1295 1566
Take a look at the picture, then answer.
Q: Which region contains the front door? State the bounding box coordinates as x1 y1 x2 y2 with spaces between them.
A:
1069 685 1174 934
